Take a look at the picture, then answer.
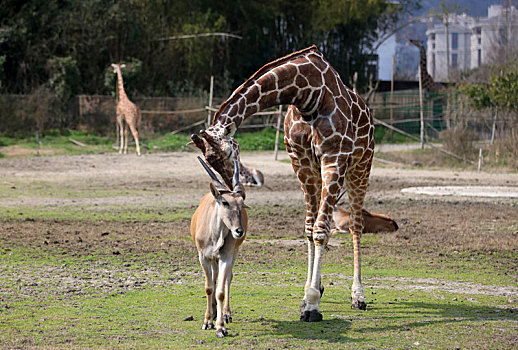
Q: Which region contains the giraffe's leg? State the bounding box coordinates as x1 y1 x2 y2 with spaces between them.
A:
285 148 322 318
301 161 343 322
123 122 129 154
128 123 141 156
117 116 124 154
345 157 373 311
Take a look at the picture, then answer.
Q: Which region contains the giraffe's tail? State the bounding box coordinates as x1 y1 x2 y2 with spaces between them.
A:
334 189 348 210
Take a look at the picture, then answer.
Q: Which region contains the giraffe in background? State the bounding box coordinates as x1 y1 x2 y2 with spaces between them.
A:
190 45 375 321
409 39 443 92
112 63 141 156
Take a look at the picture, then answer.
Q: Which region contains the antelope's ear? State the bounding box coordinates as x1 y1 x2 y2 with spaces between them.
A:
190 134 206 153
223 122 237 138
209 182 221 199
242 203 250 209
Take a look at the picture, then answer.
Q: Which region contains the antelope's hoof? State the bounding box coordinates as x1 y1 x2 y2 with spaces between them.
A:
351 300 367 311
319 284 325 298
300 310 323 322
215 328 228 338
300 299 307 313
223 314 232 324
202 322 214 330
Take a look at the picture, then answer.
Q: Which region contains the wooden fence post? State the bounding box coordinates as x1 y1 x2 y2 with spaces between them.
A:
207 76 214 127
418 66 424 149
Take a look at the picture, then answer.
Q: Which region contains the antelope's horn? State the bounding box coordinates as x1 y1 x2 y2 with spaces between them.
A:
232 160 243 192
197 156 225 188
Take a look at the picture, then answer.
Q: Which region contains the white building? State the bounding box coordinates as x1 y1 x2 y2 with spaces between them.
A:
426 4 518 81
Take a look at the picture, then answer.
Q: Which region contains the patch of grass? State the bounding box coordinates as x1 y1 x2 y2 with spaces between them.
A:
147 133 192 152
374 125 419 145
0 205 195 222
235 128 283 151
0 243 515 349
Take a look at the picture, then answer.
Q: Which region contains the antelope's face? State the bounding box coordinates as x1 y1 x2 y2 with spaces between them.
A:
211 184 247 239
191 123 239 190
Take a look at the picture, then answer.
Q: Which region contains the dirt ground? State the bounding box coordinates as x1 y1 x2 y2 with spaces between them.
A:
0 151 517 299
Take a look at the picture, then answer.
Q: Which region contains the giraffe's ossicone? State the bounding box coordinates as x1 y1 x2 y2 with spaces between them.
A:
191 45 375 321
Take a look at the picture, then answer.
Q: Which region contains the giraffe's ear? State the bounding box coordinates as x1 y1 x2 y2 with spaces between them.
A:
223 122 237 138
111 64 117 69
120 64 126 69
190 134 206 153
186 141 199 151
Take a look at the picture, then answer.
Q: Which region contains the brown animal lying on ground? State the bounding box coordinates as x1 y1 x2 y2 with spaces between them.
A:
332 207 398 234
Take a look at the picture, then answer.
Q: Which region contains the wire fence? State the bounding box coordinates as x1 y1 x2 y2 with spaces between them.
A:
0 90 515 146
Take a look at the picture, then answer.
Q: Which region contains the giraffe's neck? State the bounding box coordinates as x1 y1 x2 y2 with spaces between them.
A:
417 46 428 74
212 46 340 129
115 69 127 102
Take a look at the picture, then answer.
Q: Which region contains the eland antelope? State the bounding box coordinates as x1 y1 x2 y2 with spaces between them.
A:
332 190 398 234
190 156 248 338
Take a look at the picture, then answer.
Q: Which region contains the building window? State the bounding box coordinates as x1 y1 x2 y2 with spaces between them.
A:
452 33 458 49
452 53 458 68
478 37 481 45
478 49 481 66
476 27 481 35
431 33 435 41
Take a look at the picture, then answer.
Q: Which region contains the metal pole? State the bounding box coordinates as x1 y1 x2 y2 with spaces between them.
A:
274 105 282 160
390 55 395 142
490 107 497 145
207 76 214 127
478 147 482 173
418 65 425 149
36 131 40 156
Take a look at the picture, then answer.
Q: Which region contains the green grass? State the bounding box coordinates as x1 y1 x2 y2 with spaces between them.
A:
0 240 515 349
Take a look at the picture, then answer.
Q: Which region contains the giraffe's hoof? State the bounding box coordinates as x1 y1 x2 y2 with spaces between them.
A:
351 300 367 311
300 310 323 322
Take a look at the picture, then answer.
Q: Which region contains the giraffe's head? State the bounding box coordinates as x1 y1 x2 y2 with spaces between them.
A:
111 63 126 74
189 122 241 190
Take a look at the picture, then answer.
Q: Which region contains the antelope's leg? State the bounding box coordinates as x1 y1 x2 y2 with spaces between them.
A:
345 157 372 311
222 254 238 324
198 253 215 330
215 255 233 337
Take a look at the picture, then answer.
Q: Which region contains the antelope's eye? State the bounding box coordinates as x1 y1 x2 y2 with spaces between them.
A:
221 201 229 207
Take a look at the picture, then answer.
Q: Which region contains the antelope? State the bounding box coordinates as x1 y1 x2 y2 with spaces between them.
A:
190 156 248 338
332 191 398 234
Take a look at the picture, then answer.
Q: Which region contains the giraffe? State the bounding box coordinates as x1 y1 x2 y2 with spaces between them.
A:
112 63 141 156
409 39 443 93
190 45 375 321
